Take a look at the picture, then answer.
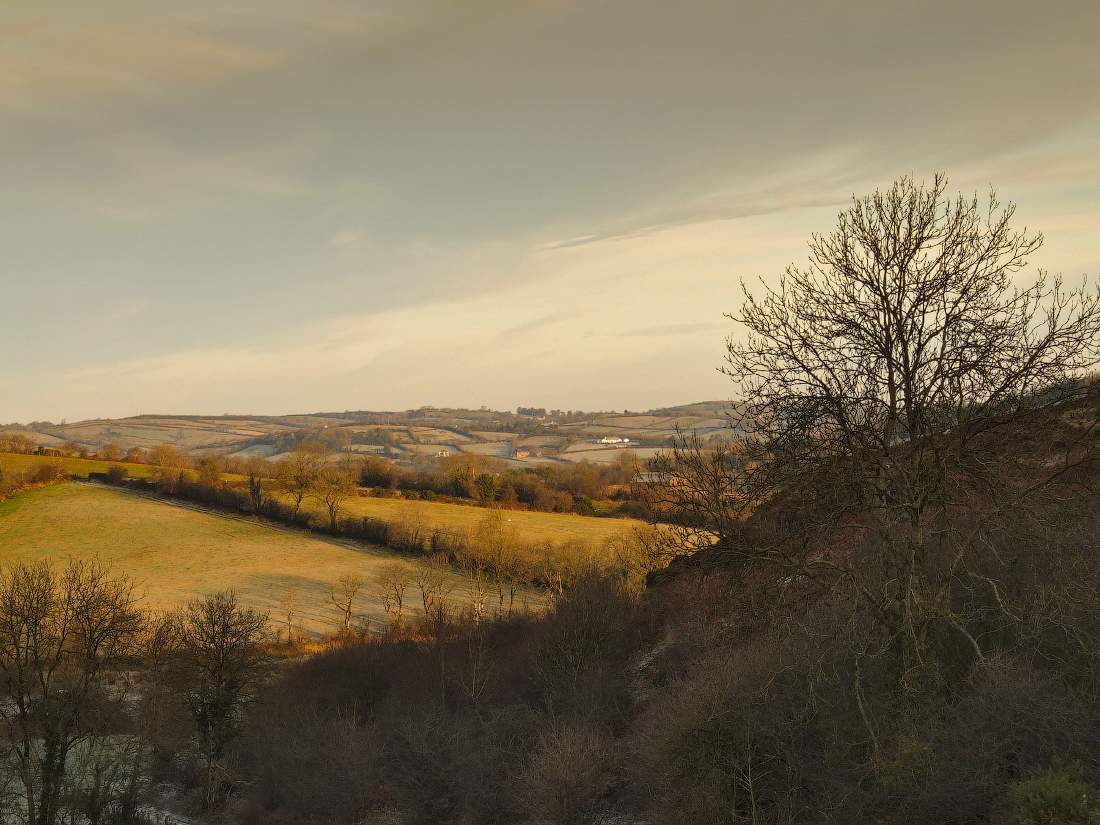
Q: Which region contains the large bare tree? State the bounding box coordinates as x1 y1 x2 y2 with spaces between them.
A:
667 175 1100 687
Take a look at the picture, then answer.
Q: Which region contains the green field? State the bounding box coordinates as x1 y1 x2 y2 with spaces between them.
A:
0 451 156 479
0 482 479 636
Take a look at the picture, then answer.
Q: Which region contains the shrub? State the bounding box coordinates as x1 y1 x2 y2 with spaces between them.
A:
521 722 616 824
1011 768 1098 825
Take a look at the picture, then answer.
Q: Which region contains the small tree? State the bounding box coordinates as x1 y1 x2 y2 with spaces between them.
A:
275 442 326 521
281 586 298 644
474 509 521 616
196 456 223 487
330 573 365 634
475 472 499 504
245 457 268 512
376 564 412 629
176 590 269 809
413 553 453 616
148 443 190 493
314 461 357 532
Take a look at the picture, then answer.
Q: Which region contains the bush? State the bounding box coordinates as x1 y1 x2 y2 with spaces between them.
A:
1012 768 1098 825
521 722 617 824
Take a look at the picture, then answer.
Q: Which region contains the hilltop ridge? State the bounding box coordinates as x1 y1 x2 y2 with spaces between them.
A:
1 401 733 466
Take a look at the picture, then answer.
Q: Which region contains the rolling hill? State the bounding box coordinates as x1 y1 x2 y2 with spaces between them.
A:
2 401 734 467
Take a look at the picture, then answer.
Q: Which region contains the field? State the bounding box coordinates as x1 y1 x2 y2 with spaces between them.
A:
2 451 645 548
6 401 731 465
0 451 157 479
0 482 480 636
302 492 644 547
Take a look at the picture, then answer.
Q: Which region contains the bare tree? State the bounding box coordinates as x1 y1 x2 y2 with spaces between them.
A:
275 442 326 521
457 544 490 622
147 443 190 493
0 560 143 825
474 509 521 616
719 174 1100 683
176 590 269 809
413 554 453 616
330 573 365 634
244 456 269 512
281 586 298 644
376 564 412 629
314 461 357 532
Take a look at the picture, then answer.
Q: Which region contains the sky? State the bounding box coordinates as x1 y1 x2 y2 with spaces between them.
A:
2 0 1099 422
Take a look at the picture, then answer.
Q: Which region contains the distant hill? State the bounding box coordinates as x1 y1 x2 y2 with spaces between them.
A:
3 402 735 465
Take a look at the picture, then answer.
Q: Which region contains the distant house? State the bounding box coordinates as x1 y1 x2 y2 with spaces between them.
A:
512 448 531 459
434 449 451 458
599 436 630 445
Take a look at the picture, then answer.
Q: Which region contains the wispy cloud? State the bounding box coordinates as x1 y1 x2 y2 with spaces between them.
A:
616 321 727 338
3 0 1100 421
0 1 415 114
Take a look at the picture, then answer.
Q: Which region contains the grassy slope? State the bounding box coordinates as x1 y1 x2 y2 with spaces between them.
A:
0 482 479 635
301 493 642 547
0 452 156 479
3 450 641 549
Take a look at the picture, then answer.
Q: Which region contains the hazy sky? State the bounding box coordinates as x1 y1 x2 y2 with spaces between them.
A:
3 1 1099 422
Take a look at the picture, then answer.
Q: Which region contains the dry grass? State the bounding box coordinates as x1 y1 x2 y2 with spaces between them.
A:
3 450 645 558
0 451 156 479
302 492 643 547
0 482 481 636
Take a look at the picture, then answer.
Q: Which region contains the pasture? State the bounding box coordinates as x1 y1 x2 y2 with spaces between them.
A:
302 491 644 547
0 451 157 479
2 451 644 549
0 482 479 636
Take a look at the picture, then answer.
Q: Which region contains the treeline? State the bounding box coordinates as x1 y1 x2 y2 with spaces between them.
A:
356 453 652 518
0 460 66 502
0 432 145 462
95 466 663 597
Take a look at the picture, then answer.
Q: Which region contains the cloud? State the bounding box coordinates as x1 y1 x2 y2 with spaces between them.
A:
0 1 414 114
616 322 727 338
3 0 1100 421
329 228 369 248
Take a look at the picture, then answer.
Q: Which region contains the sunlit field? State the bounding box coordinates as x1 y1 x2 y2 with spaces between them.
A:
0 482 480 635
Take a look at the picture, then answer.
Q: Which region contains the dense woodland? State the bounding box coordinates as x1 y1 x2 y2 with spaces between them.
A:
1 177 1099 824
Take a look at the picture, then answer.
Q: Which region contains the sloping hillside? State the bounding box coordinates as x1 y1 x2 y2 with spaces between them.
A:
0 482 477 635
